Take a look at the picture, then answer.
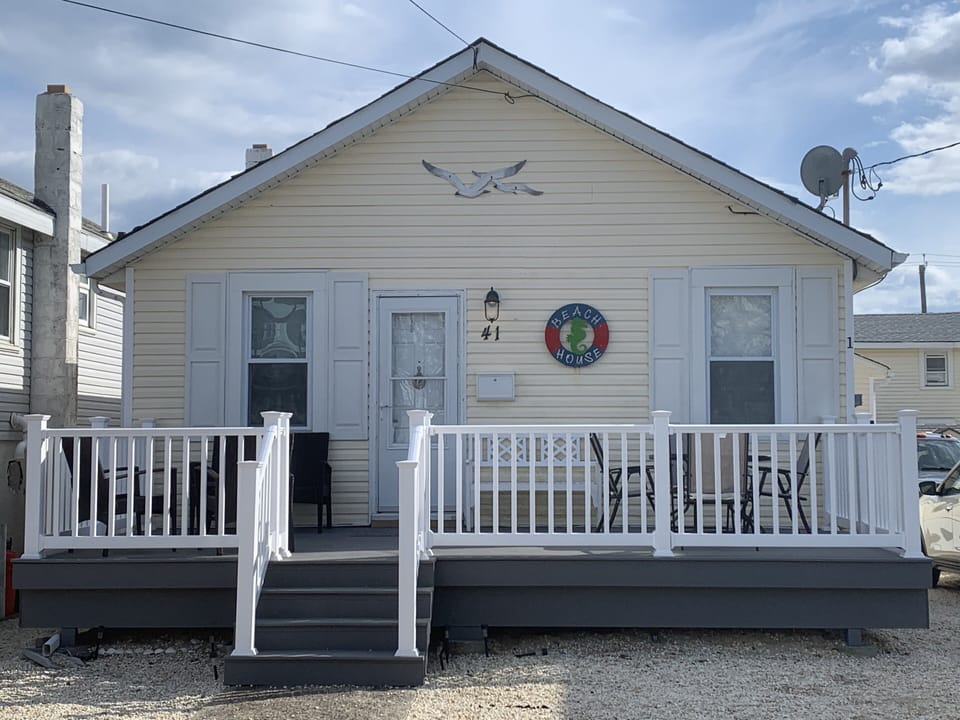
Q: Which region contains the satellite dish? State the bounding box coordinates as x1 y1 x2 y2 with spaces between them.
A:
800 145 844 203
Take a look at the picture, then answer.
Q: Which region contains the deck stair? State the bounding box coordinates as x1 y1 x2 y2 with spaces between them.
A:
223 556 435 686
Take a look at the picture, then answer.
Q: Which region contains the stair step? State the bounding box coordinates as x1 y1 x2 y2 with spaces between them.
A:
224 649 426 687
255 617 430 652
264 559 435 589
258 586 432 619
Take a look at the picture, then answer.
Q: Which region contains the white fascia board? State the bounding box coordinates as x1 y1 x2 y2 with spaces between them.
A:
0 194 53 235
856 342 960 349
84 50 478 279
475 45 898 275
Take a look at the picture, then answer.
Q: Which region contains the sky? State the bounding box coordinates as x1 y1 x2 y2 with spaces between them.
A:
1 0 958 314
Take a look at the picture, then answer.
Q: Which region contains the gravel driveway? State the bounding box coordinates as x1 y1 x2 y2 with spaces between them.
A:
2 573 957 719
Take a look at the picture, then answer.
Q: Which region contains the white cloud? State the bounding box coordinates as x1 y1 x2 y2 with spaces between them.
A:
858 4 960 197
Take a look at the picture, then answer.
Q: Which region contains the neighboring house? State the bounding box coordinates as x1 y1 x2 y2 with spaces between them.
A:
16 41 928 687
855 312 960 427
0 85 123 552
82 41 905 527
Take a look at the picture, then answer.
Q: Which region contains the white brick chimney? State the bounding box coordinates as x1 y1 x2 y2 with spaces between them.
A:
31 83 81 426
245 143 273 169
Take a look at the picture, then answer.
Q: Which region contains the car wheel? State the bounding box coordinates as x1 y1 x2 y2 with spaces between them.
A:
932 566 941 588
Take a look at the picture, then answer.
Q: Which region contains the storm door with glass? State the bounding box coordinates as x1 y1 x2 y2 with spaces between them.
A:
376 295 460 514
246 295 310 427
707 290 777 424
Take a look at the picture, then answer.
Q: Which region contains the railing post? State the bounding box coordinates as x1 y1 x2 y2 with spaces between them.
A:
260 411 292 560
396 458 419 658
232 459 262 657
22 415 50 560
652 410 674 557
898 410 922 558
410 410 433 559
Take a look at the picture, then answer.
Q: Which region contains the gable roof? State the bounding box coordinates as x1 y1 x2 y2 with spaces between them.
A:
855 313 960 344
83 38 905 281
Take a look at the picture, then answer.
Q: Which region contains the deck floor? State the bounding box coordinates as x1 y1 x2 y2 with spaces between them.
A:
32 525 916 563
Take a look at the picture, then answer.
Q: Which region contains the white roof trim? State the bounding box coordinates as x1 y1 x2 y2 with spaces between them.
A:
85 40 900 279
857 342 960 349
0 193 54 235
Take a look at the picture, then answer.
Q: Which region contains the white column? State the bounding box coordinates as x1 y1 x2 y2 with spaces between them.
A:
396 458 419 658
898 410 922 557
396 409 429 658
232 458 262 657
260 411 291 560
22 415 51 559
651 410 674 557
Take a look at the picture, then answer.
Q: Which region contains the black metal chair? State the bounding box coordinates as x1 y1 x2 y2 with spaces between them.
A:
742 434 818 533
590 432 647 531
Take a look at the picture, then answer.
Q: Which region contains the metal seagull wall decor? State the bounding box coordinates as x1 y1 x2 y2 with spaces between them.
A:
422 159 543 197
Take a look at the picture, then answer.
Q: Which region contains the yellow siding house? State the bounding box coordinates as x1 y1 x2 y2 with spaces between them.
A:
84 39 906 527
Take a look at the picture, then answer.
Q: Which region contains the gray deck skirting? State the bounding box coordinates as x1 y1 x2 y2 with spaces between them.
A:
13 541 931 633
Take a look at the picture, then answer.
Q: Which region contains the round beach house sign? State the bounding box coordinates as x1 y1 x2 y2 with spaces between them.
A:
544 303 610 368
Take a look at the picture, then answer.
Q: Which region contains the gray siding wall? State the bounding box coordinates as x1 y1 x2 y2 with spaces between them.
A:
0 228 33 442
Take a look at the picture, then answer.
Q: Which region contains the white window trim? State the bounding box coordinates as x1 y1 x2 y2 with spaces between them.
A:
922 351 950 388
225 272 328 431
78 275 97 331
0 223 17 346
690 267 797 423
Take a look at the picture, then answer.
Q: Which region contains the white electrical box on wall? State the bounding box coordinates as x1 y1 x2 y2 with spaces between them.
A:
476 372 515 401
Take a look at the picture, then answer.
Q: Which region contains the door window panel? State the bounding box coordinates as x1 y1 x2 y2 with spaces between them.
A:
391 312 446 443
708 292 776 423
246 296 309 426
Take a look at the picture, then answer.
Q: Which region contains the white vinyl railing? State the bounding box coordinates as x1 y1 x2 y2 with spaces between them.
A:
397 409 922 555
233 412 292 657
21 412 292 559
396 409 432 658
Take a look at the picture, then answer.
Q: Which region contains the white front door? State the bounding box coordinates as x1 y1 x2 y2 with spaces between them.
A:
375 295 461 514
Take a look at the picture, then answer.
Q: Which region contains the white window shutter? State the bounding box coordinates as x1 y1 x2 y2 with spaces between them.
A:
797 268 839 423
329 273 368 439
185 272 226 426
649 270 690 422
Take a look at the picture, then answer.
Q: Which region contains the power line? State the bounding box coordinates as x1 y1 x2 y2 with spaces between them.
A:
864 140 960 171
406 0 468 46
59 1 514 100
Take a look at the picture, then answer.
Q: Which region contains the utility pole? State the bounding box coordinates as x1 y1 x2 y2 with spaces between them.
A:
919 255 928 313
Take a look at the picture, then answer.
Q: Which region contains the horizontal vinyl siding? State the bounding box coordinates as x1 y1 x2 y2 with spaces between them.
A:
857 347 960 426
77 288 123 423
0 229 32 443
131 72 847 524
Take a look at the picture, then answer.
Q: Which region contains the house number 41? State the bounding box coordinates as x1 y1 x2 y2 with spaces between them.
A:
481 324 500 341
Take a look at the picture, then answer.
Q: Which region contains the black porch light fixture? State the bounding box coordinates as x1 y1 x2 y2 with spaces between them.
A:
484 287 501 323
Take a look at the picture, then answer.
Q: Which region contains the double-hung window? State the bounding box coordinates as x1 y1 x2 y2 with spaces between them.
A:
925 353 948 387
0 226 14 341
246 295 310 427
78 275 94 328
707 290 777 423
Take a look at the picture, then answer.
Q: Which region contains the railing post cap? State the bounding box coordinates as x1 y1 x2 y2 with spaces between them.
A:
652 410 672 419
260 411 293 420
897 409 918 417
24 414 51 424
